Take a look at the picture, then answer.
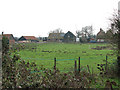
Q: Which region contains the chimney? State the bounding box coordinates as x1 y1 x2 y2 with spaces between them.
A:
2 32 3 35
100 28 103 31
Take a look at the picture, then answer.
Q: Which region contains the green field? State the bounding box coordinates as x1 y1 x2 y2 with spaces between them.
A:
17 43 116 73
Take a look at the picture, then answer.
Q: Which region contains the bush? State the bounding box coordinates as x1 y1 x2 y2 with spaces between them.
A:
2 37 42 88
97 59 119 78
2 36 9 55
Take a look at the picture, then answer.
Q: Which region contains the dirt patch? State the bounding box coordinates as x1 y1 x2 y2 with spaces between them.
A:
82 51 86 53
42 50 52 53
91 46 111 50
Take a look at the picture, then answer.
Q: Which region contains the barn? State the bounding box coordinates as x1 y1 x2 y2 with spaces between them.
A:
18 36 39 43
63 31 76 43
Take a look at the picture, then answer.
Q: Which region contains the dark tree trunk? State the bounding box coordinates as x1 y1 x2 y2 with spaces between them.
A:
118 30 120 54
117 56 120 77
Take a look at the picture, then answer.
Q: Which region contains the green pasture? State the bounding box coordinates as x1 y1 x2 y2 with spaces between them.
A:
18 43 116 73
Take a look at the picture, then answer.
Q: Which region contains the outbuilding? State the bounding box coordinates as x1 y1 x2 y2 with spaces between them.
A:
18 36 39 43
63 31 76 43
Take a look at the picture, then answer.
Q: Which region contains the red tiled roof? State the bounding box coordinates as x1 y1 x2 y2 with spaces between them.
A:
3 34 13 39
22 36 38 40
2 34 15 44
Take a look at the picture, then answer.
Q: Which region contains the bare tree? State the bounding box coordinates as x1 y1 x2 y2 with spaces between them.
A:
76 25 93 42
76 30 83 38
49 28 63 33
81 25 93 38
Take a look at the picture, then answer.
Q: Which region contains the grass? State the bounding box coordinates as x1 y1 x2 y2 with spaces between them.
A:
17 43 116 73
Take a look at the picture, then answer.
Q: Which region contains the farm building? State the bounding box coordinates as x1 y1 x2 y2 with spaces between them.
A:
2 34 15 44
18 36 39 43
48 33 65 42
96 28 106 43
63 31 76 43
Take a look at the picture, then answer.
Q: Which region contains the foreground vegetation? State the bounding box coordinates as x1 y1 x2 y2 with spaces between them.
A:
2 38 120 88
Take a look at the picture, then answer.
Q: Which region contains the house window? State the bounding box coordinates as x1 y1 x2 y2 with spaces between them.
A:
68 35 70 38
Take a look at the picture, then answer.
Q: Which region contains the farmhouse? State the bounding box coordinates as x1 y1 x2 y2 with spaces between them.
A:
18 36 39 43
96 28 106 43
48 33 65 42
2 34 15 44
63 31 76 43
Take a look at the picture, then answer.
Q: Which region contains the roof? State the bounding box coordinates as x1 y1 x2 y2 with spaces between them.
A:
64 31 76 37
97 29 106 39
106 29 113 35
22 36 38 40
2 34 15 41
97 29 105 36
48 33 65 39
3 34 13 38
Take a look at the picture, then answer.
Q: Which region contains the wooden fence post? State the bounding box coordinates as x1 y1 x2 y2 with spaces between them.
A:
87 65 90 74
74 60 77 74
78 57 80 73
54 58 56 70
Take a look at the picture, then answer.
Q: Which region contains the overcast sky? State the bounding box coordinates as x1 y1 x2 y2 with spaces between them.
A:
0 0 119 37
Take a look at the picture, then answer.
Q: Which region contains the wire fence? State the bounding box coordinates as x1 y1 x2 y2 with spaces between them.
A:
21 56 107 61
20 56 112 73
